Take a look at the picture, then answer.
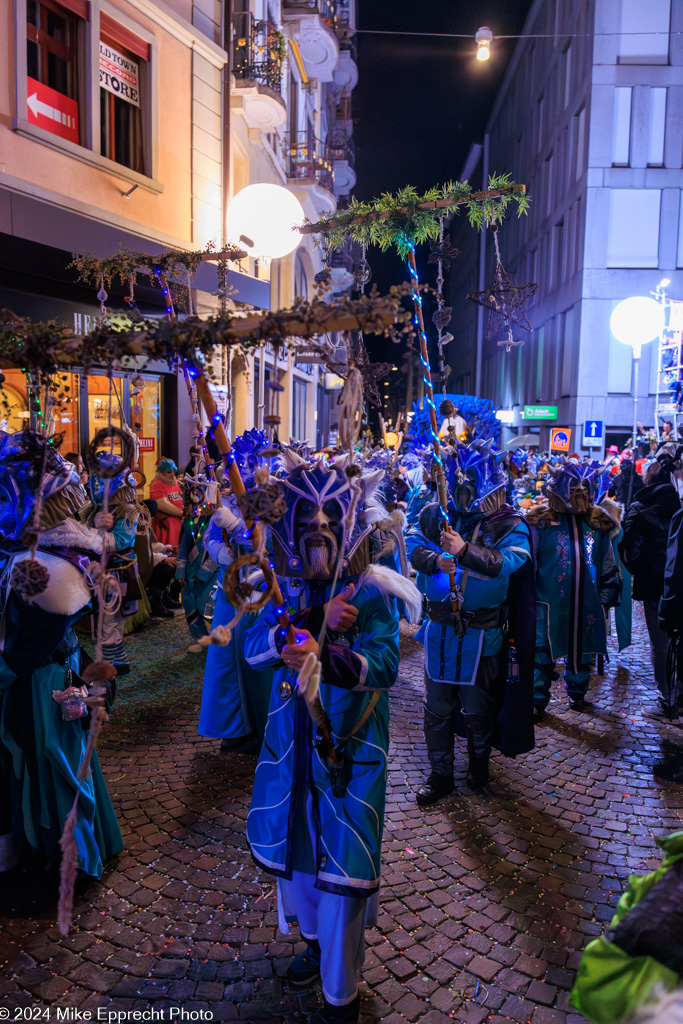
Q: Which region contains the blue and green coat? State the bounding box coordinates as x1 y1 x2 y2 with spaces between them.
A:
244 575 399 897
176 513 219 641
0 542 123 877
526 503 620 670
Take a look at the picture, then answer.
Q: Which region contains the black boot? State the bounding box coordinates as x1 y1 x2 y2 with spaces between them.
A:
286 940 321 992
653 753 683 784
319 994 360 1024
466 754 490 788
416 703 454 805
220 734 259 754
465 731 490 788
416 772 454 806
150 598 174 619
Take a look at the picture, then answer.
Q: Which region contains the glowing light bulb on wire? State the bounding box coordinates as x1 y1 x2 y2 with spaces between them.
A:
475 26 493 61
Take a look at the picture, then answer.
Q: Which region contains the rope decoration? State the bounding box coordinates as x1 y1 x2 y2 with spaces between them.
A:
238 480 286 525
86 426 135 476
9 558 50 599
224 552 278 612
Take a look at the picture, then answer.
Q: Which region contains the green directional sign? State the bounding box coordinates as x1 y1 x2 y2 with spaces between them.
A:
523 405 558 421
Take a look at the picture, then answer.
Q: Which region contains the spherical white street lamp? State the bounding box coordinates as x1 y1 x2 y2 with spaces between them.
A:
609 295 664 359
610 295 665 459
226 183 305 260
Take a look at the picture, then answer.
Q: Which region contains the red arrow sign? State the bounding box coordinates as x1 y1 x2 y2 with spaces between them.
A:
26 77 79 144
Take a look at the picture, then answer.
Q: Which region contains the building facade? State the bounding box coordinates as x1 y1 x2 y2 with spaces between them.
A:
0 0 357 478
228 0 357 449
448 0 683 454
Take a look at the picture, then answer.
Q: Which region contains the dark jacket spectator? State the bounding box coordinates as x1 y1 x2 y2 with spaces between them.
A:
660 506 683 636
620 478 681 601
621 461 681 716
611 460 644 509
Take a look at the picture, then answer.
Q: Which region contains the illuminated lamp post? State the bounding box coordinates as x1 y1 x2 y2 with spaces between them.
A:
610 294 664 461
226 183 305 262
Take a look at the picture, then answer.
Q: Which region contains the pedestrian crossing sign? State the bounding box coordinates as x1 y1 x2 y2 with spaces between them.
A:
550 427 572 452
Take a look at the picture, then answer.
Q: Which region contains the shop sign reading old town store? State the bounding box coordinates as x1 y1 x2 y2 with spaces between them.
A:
99 41 140 106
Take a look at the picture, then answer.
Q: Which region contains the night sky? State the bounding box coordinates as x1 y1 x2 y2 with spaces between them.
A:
352 0 533 388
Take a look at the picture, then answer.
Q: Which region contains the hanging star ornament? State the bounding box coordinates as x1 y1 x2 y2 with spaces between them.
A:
468 228 537 350
427 233 461 270
327 334 391 407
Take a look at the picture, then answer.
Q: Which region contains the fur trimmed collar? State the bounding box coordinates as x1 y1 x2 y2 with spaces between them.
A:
524 502 559 529
525 500 622 536
38 517 110 554
8 549 92 616
590 499 623 538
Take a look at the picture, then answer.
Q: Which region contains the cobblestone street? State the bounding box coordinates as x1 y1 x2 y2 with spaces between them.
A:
1 608 682 1024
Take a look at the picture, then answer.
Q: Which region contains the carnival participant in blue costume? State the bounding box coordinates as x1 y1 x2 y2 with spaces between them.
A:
594 465 632 658
79 451 140 674
175 473 220 654
244 453 420 1024
363 448 408 577
526 459 621 716
407 439 535 806
198 429 271 752
0 431 123 876
399 449 432 529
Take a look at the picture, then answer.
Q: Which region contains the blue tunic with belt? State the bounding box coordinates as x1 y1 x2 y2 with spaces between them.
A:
244 576 399 897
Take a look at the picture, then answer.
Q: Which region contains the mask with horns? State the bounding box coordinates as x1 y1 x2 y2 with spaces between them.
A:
446 439 507 515
270 455 384 579
546 457 606 514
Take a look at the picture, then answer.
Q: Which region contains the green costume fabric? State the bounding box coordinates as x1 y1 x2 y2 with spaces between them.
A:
571 831 683 1023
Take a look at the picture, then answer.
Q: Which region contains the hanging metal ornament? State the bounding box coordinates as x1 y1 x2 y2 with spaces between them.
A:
97 277 108 322
467 224 537 351
327 333 391 408
314 239 333 296
432 216 455 397
353 242 372 292
427 232 461 271
353 256 372 291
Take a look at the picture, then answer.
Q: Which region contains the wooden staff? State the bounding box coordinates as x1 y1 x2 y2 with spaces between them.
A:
158 270 218 487
378 412 389 448
194 371 341 766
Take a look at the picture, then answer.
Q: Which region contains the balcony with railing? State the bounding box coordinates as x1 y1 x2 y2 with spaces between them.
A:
232 18 286 131
333 93 353 132
326 127 355 197
281 0 340 81
284 132 334 195
283 0 338 27
333 37 358 92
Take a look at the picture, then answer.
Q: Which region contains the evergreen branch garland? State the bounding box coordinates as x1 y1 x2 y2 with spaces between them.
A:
0 291 404 379
301 175 530 256
68 243 247 291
